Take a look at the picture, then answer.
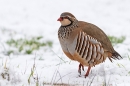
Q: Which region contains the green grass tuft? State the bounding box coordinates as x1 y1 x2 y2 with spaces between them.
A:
6 36 53 55
108 35 125 46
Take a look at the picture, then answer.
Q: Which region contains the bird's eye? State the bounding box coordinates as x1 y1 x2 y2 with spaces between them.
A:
63 17 68 19
60 17 63 20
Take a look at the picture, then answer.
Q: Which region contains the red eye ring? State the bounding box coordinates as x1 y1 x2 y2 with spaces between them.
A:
61 17 68 19
63 17 68 19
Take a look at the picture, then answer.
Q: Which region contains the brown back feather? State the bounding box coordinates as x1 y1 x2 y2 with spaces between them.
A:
78 21 122 59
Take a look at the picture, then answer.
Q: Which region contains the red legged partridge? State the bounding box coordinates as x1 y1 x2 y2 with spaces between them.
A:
57 12 122 78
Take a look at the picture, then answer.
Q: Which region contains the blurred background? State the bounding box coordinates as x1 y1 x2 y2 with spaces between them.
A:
0 0 130 55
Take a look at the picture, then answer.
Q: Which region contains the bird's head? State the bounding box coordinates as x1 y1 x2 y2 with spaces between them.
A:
57 12 76 26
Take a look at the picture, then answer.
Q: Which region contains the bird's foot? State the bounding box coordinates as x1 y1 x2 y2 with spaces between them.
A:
78 63 84 75
84 66 91 78
84 73 89 78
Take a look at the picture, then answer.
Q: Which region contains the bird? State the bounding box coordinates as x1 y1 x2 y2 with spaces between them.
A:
57 12 122 78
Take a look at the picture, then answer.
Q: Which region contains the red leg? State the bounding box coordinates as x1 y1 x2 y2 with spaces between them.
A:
85 66 91 78
78 63 84 75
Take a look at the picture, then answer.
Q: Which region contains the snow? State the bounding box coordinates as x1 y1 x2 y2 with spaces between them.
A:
0 0 130 86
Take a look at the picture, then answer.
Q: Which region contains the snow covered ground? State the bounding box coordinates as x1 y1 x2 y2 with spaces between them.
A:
0 0 130 86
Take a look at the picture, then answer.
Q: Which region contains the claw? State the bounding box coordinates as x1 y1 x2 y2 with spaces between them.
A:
78 69 81 75
78 63 84 75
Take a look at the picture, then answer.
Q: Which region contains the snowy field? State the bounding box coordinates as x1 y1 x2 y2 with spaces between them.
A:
0 0 130 86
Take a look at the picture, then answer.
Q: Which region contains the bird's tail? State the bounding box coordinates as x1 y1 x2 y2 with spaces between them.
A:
108 51 122 62
111 51 122 60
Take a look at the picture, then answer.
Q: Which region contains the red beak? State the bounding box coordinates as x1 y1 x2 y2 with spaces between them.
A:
57 17 63 21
